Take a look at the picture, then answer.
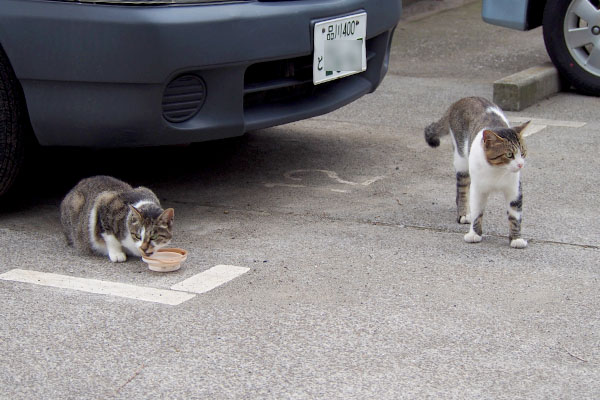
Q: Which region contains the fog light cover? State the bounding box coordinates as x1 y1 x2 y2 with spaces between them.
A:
162 75 206 123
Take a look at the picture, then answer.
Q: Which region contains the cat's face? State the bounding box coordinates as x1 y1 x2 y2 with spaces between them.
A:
483 122 528 173
128 206 174 257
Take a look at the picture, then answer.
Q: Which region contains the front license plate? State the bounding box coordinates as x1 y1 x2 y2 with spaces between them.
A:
313 12 367 85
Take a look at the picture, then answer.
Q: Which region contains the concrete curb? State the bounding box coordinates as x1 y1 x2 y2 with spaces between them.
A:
493 62 562 111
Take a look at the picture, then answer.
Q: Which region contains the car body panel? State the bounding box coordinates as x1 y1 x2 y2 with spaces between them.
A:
482 0 546 31
0 0 401 147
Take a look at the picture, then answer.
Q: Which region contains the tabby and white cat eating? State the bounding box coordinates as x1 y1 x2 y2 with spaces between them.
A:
425 97 529 248
60 175 174 262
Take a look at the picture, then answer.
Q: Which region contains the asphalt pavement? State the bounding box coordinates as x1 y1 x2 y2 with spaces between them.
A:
1 2 598 399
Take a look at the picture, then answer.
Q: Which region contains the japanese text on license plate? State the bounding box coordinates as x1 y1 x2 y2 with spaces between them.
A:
313 12 367 85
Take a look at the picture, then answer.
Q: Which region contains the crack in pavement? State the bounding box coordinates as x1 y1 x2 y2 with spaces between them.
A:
166 200 600 251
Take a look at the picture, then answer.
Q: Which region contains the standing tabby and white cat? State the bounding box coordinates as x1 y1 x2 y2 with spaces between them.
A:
60 175 174 262
425 97 529 248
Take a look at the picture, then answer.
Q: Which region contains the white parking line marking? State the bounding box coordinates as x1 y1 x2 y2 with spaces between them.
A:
0 269 195 306
264 183 350 193
521 124 547 137
360 176 386 186
330 189 351 193
264 183 306 188
170 265 250 294
508 117 586 137
509 117 586 128
265 169 386 193
284 169 358 185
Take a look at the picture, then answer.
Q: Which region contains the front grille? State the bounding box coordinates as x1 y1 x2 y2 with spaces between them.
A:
243 46 376 110
244 55 314 109
162 75 206 123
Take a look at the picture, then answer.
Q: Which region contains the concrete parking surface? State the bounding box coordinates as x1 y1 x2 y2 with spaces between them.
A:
1 2 598 398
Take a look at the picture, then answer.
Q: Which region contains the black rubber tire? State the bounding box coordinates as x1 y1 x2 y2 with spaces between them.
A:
543 0 600 95
0 47 26 197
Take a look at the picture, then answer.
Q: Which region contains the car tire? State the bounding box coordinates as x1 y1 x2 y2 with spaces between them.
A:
543 0 600 95
0 47 27 197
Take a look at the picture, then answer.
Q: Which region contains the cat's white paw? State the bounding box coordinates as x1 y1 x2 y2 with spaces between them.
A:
109 251 127 263
459 215 471 224
464 231 482 243
510 238 528 249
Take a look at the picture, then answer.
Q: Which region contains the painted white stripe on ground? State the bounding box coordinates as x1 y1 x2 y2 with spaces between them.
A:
0 269 195 306
264 183 306 188
509 117 586 128
360 176 386 186
521 124 547 137
330 189 351 193
170 265 250 294
284 169 358 186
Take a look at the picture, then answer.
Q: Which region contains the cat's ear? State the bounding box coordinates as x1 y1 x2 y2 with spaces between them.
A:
482 129 502 148
513 121 531 138
129 205 143 221
514 121 529 157
159 208 174 229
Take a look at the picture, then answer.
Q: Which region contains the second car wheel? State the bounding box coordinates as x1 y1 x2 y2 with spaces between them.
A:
0 47 27 197
543 0 600 95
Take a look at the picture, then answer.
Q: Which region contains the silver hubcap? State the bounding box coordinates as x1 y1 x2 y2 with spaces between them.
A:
564 0 600 76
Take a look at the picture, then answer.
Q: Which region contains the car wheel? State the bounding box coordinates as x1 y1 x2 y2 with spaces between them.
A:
0 47 27 197
543 0 600 95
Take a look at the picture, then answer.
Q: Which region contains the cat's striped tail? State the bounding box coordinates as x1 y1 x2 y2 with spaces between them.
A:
424 116 449 148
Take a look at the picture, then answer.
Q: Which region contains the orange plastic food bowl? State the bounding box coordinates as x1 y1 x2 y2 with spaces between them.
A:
142 248 188 272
